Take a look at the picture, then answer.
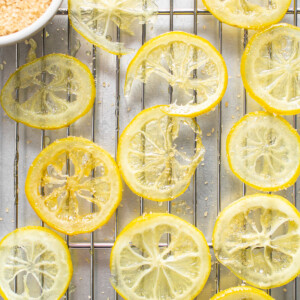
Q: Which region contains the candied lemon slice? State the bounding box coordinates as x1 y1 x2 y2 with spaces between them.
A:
117 106 205 201
241 24 300 115
203 0 291 29
0 54 95 130
124 31 228 117
213 194 300 289
69 0 158 55
0 226 72 300
226 111 300 191
210 286 274 300
25 137 122 235
110 213 211 300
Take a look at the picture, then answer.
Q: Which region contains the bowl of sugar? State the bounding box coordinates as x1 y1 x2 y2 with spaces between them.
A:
0 0 63 47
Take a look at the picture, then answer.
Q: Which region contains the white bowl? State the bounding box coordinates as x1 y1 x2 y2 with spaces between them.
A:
0 0 63 47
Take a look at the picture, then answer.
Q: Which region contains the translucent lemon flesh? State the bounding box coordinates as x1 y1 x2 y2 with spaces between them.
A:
213 194 300 289
110 213 211 300
0 227 72 300
69 0 158 55
117 106 205 201
203 0 291 29
125 32 227 117
227 111 300 191
0 54 95 129
242 24 300 115
25 137 122 235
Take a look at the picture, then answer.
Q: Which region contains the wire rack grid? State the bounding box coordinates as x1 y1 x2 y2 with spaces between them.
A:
0 0 299 299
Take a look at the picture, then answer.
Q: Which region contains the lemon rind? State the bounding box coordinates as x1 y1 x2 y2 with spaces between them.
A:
117 105 204 201
202 0 291 30
210 286 274 300
241 23 300 116
0 226 73 300
226 111 300 192
125 31 228 117
0 53 96 130
68 0 132 56
110 213 211 300
212 194 300 289
68 0 157 56
25 136 122 235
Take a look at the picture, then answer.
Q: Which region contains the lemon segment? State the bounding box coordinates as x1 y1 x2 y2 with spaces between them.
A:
117 106 205 201
226 111 300 191
125 31 228 117
25 137 122 235
110 213 211 300
69 0 158 55
0 226 72 300
212 194 300 289
203 0 291 29
0 54 95 130
210 286 274 300
241 24 300 115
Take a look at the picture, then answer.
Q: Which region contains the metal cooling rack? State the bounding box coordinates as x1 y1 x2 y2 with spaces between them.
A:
0 0 299 299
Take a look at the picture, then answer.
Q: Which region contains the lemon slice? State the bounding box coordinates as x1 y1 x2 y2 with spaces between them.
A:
110 213 211 300
25 137 122 235
0 54 95 130
210 286 274 300
202 0 291 29
124 31 228 117
117 105 205 201
213 194 300 289
69 0 158 55
226 111 300 191
241 24 300 115
0 226 72 300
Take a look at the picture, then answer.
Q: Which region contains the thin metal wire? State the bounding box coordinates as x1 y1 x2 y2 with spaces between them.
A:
63 17 73 300
241 27 250 293
193 0 198 229
242 29 248 200
40 28 46 228
294 2 298 299
140 3 147 216
57 8 300 16
167 0 173 220
90 44 97 300
215 20 223 294
293 0 298 206
13 42 20 295
67 241 214 249
169 0 174 30
14 44 19 231
39 27 47 297
114 26 121 300
295 0 299 26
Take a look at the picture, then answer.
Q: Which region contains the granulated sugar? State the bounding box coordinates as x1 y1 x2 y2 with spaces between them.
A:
0 0 52 36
